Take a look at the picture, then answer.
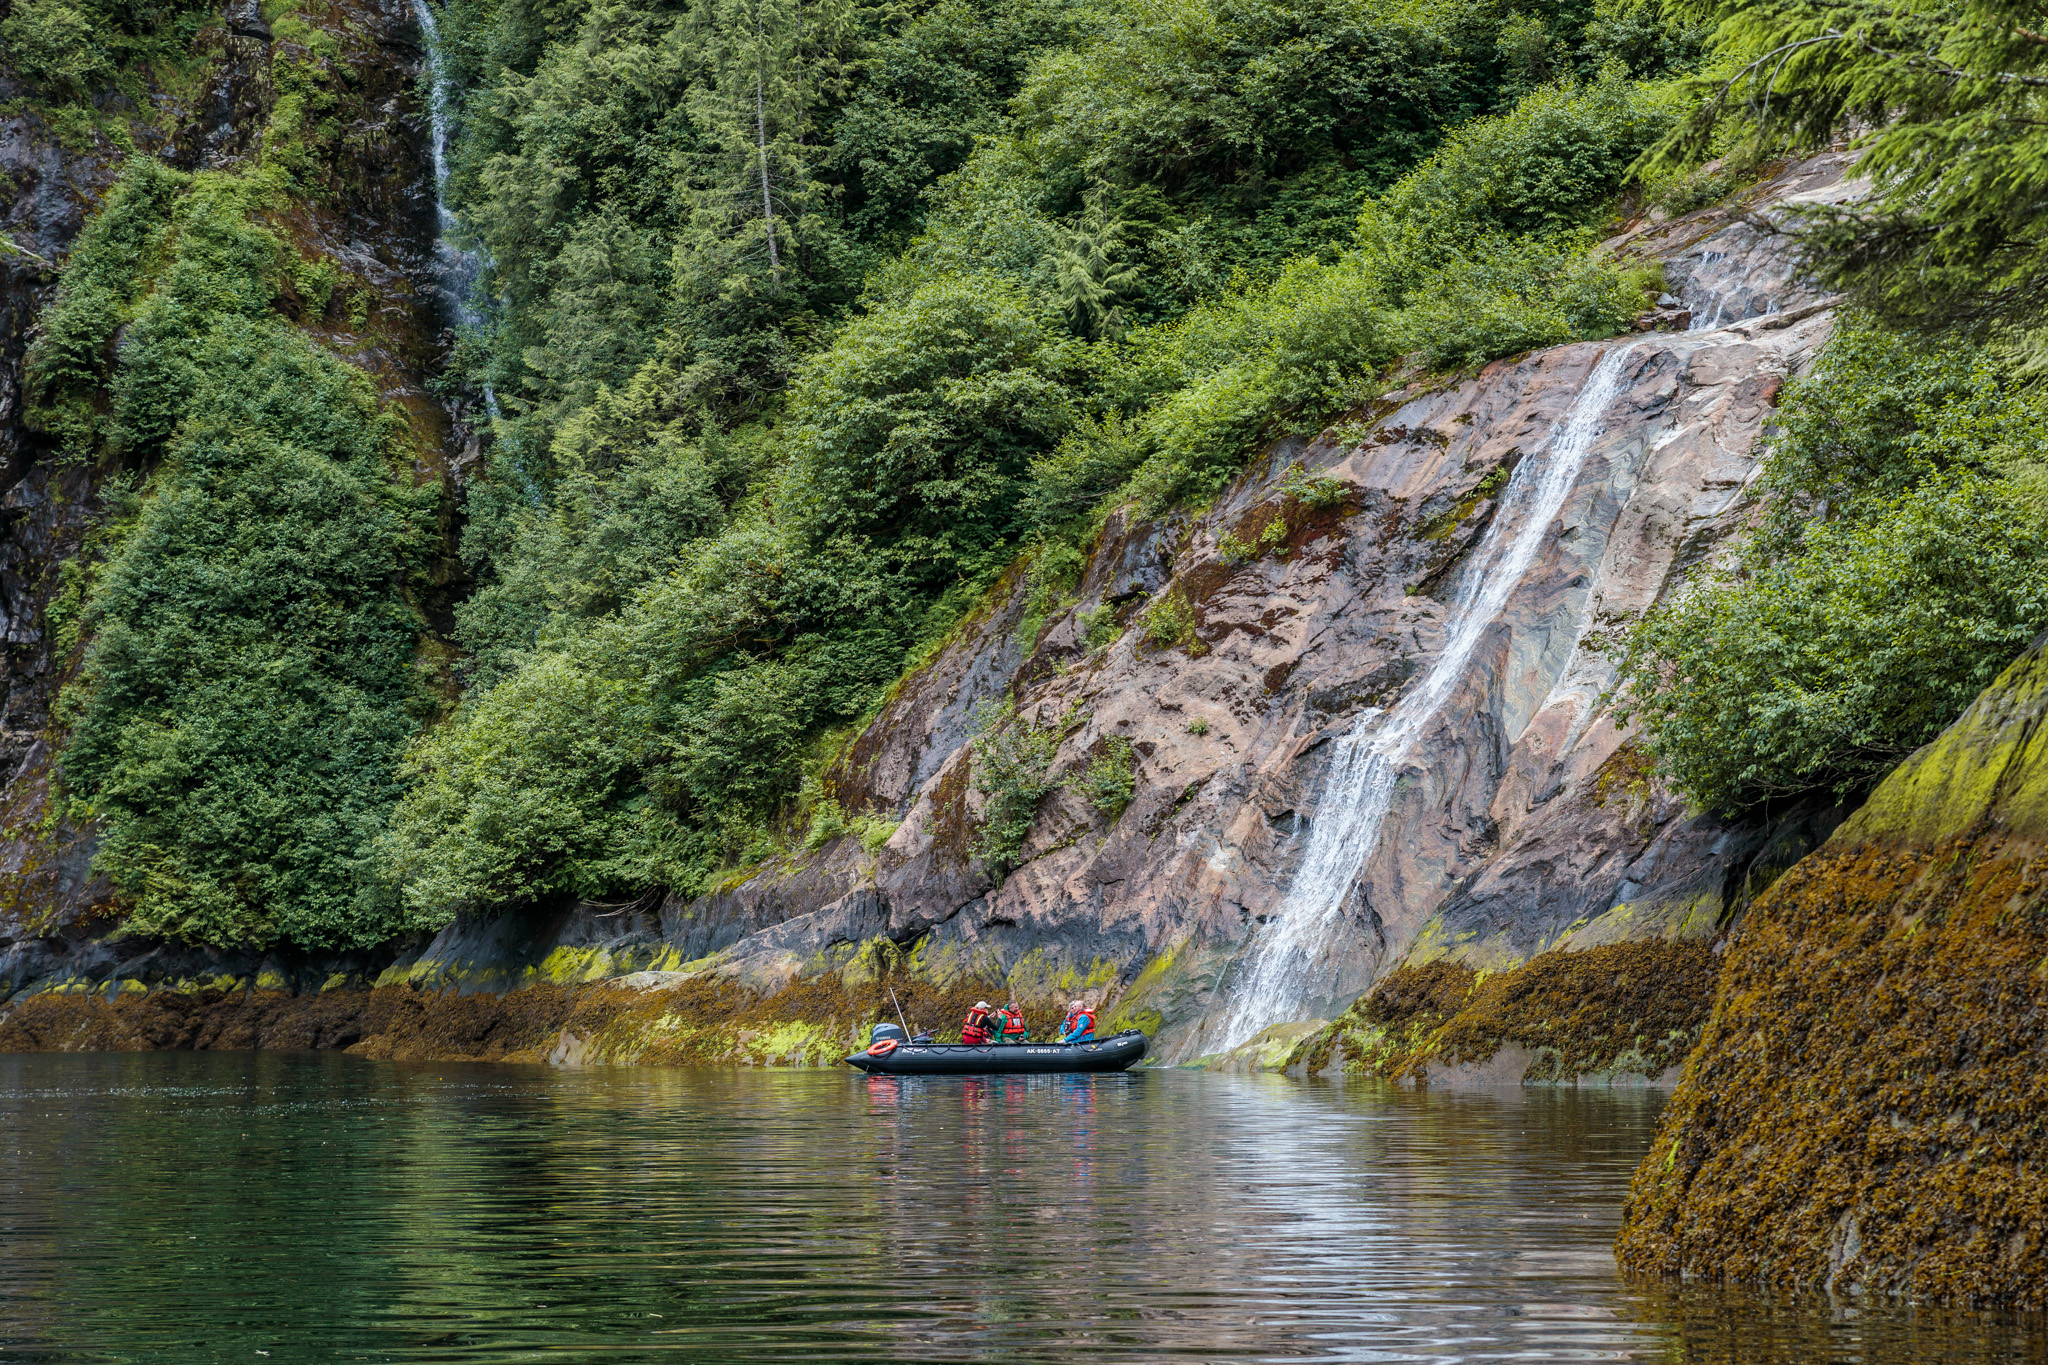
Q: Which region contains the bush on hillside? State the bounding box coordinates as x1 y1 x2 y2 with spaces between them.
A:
1616 325 2048 812
1617 474 2048 812
31 163 438 950
1015 0 1502 258
786 271 1077 581
1365 69 1684 251
62 321 437 948
969 699 1064 872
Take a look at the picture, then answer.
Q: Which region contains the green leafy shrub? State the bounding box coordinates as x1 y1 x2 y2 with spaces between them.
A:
1017 540 1086 647
787 271 1076 585
1367 69 1684 245
1278 462 1348 509
1116 254 1398 507
968 698 1063 872
386 651 673 916
1079 603 1122 650
61 320 437 948
0 0 207 102
2 0 110 93
1616 323 2048 812
1075 737 1137 820
1745 323 2048 557
24 161 187 451
1220 514 1290 563
1616 473 2048 811
1143 587 1204 652
803 792 849 850
1391 233 1654 369
1648 155 1755 217
1023 410 1150 528
852 812 902 853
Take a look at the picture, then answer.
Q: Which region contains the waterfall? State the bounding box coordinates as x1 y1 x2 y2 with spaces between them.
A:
411 0 501 419
1215 345 1640 1052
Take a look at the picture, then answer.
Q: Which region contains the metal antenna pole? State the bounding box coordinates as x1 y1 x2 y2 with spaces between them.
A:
889 985 909 1034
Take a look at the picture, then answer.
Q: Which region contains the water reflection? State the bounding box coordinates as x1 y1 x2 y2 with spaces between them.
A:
0 1052 2037 1362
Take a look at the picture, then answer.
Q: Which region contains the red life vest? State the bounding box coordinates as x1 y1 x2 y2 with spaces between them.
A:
1067 1008 1096 1039
998 1008 1029 1041
961 1008 991 1045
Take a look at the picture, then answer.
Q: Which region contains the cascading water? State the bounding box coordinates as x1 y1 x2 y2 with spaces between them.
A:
411 0 500 419
1216 345 1640 1052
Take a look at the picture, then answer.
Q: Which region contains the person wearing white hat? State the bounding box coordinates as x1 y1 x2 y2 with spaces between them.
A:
960 999 994 1045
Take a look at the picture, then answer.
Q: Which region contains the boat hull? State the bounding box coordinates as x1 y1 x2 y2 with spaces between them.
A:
845 1031 1148 1075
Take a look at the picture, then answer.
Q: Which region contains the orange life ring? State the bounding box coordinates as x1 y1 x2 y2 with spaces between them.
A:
867 1039 900 1057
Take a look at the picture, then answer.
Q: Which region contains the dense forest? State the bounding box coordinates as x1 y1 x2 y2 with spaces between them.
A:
7 0 2048 950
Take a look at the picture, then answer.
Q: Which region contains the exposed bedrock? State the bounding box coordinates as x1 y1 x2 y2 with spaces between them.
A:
0 155 1860 1075
1616 633 2048 1306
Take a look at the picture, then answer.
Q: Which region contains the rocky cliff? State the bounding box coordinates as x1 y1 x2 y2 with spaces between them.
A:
0 149 1870 1071
0 0 459 989
1615 631 2048 1306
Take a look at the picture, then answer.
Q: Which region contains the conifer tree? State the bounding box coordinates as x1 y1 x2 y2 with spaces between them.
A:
1053 188 1142 341
679 0 848 300
1651 0 2048 330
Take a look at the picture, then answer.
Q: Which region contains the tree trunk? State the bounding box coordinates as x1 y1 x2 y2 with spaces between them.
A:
754 15 781 293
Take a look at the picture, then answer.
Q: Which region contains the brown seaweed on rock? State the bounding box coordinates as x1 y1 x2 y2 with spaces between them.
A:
1286 939 1718 1084
1617 634 2048 1307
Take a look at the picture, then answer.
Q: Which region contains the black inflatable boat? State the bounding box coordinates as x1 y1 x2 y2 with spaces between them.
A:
845 1028 1148 1075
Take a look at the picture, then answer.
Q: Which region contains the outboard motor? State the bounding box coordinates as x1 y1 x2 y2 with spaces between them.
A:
869 1022 908 1046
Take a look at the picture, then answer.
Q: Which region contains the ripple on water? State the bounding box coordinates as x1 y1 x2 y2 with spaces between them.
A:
0 1051 2038 1363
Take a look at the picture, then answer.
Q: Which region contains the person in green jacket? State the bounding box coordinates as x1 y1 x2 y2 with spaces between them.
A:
996 1001 1030 1044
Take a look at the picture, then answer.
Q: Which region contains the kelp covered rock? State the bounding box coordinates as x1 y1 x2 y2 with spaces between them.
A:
1616 633 2048 1305
1288 939 1719 1084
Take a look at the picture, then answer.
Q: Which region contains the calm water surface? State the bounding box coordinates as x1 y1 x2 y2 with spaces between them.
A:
0 1051 2040 1363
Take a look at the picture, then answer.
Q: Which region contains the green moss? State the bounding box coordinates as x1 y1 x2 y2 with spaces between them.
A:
530 946 620 986
1837 639 2048 847
1419 464 1509 541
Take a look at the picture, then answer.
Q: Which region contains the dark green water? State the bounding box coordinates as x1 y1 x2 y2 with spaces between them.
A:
0 1052 2040 1363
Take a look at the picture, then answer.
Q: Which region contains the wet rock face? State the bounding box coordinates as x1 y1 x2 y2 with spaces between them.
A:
1616 636 2048 1307
0 101 123 940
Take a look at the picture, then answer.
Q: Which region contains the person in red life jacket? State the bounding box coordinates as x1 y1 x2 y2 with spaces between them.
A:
996 1001 1030 1044
960 1000 994 1045
1057 1000 1097 1043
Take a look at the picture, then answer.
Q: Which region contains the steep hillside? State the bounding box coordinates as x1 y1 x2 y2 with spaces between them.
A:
0 153 1863 1069
0 0 461 980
